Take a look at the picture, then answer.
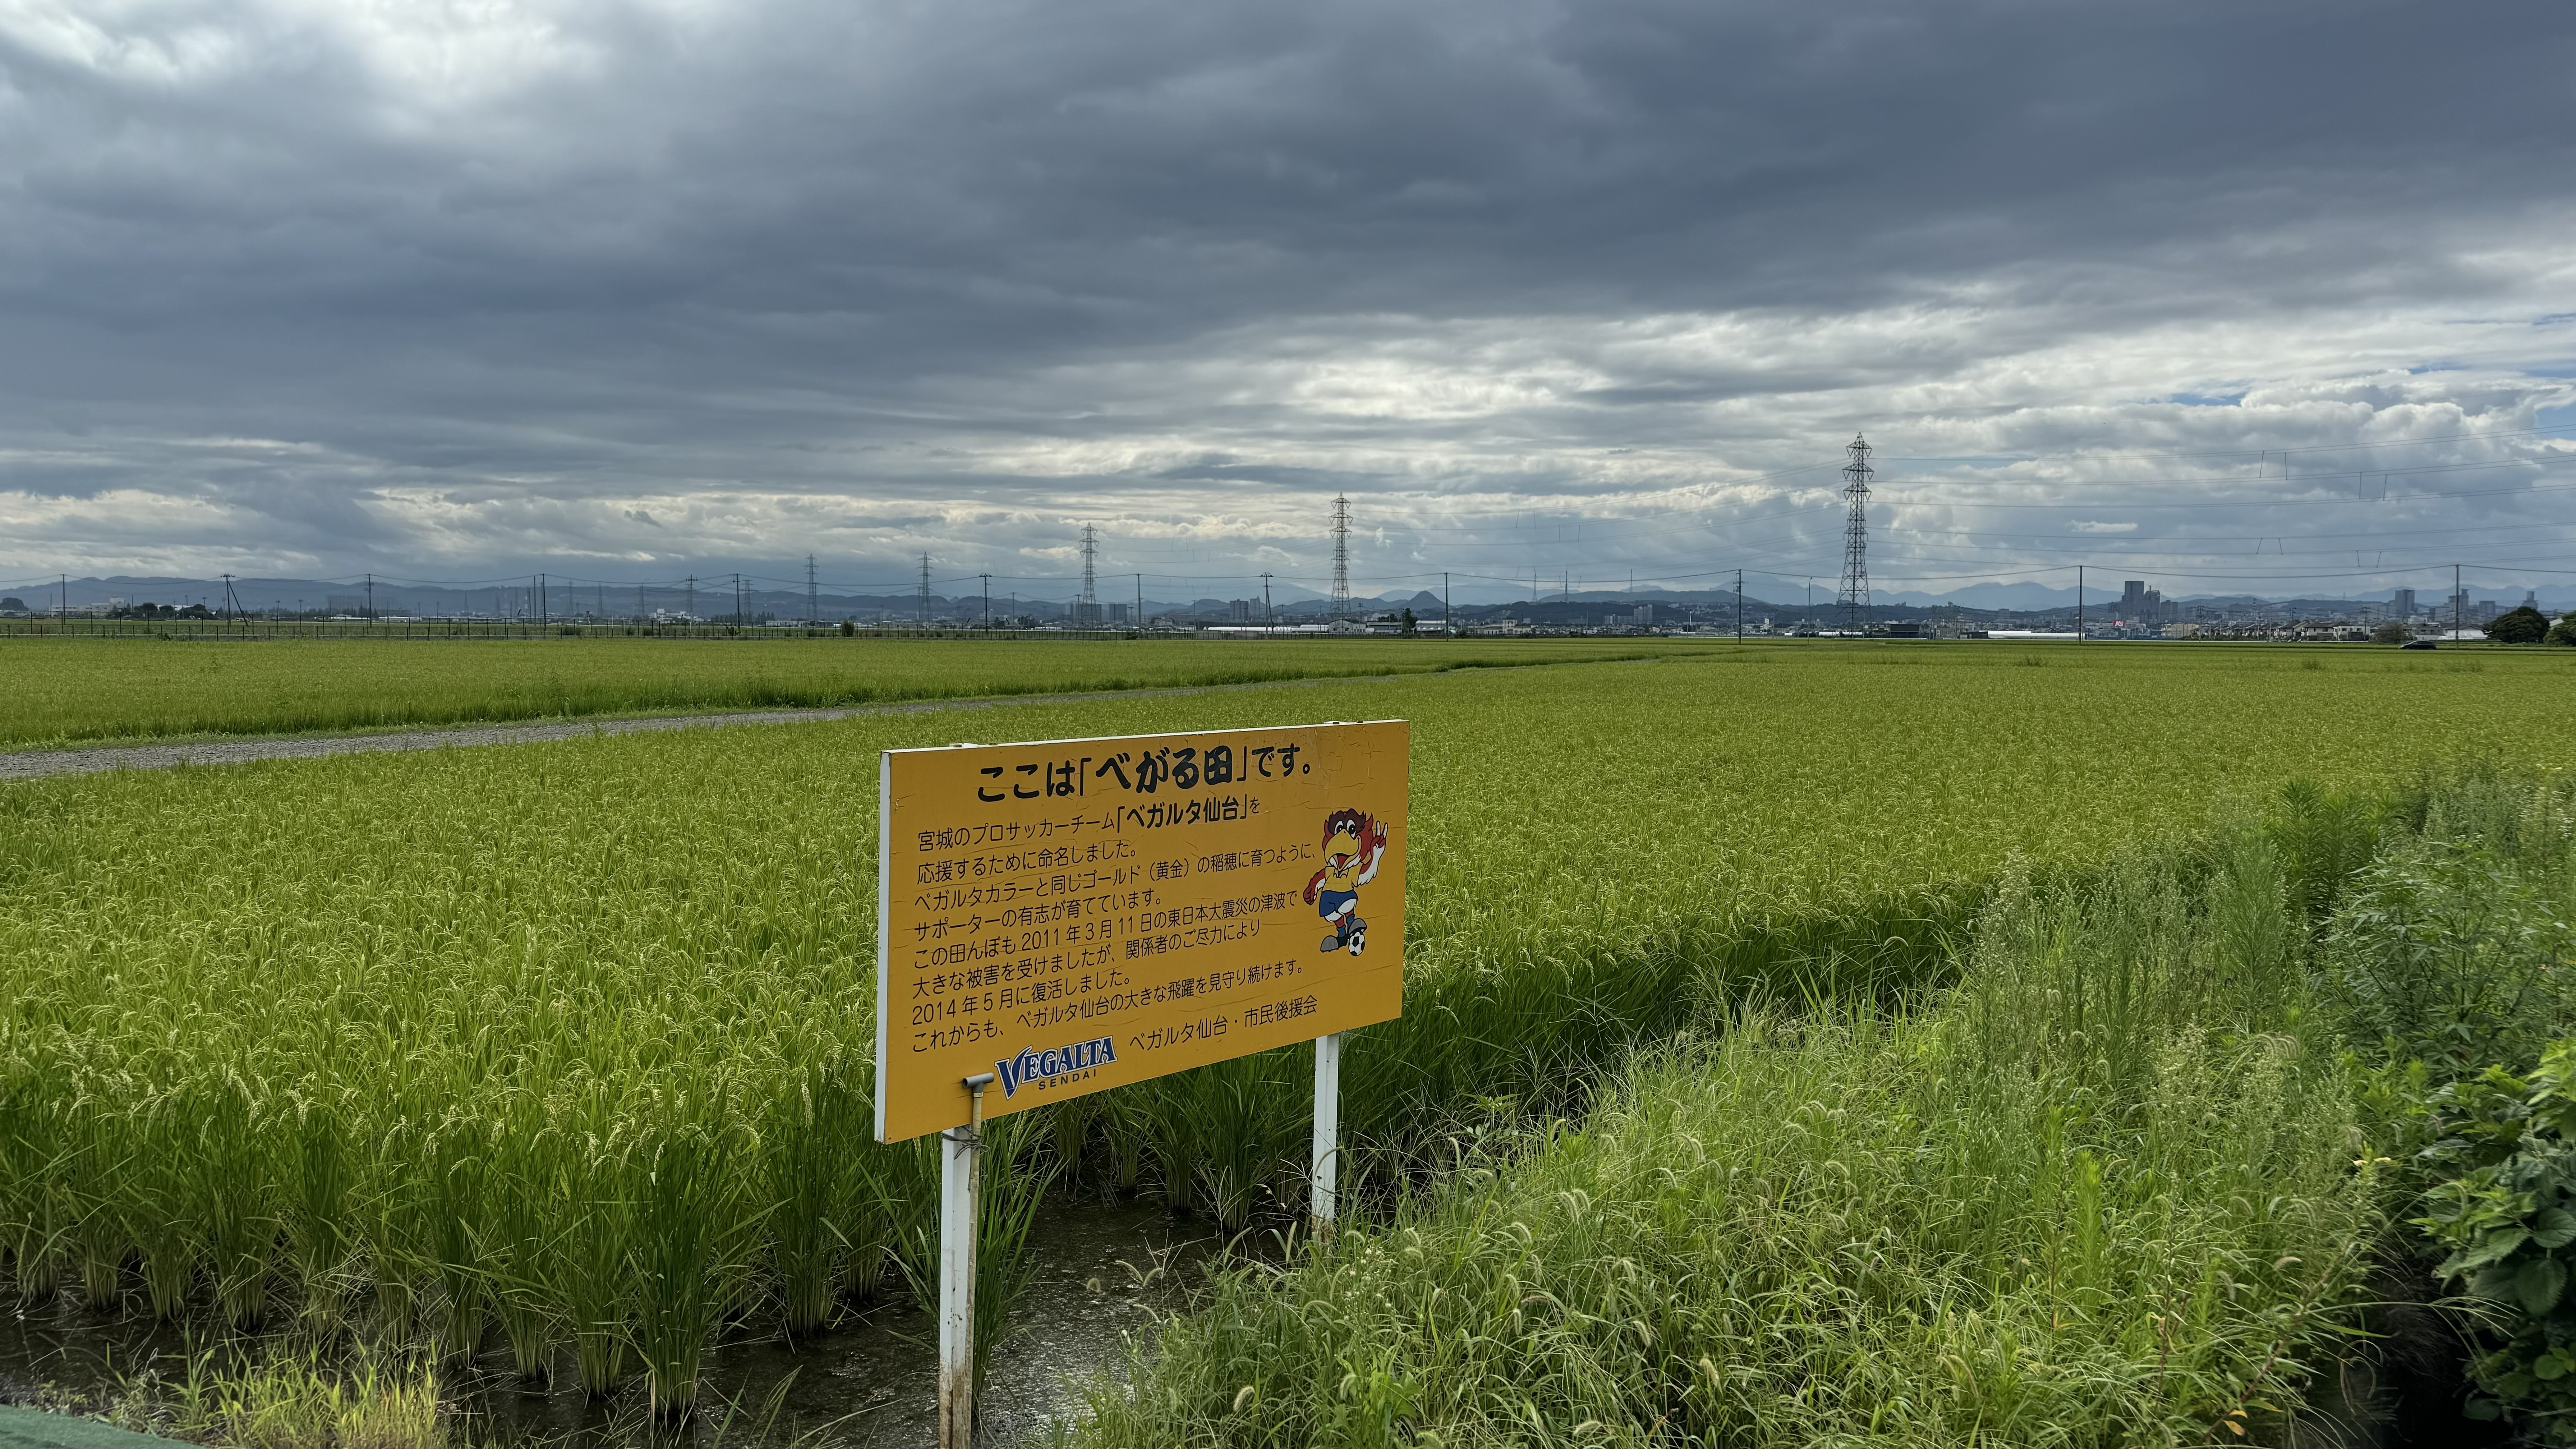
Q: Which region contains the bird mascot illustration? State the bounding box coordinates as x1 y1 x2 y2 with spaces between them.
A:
1302 807 1389 955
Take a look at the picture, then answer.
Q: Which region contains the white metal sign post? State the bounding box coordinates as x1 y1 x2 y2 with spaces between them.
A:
939 1074 993 1448
1311 1031 1342 1237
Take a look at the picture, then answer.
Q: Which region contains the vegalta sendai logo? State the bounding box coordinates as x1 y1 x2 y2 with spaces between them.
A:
994 1036 1117 1099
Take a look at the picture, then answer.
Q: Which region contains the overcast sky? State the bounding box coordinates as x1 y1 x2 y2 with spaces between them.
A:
2 0 2571 603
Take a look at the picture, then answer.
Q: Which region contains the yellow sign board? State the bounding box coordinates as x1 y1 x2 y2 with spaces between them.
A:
875 720 1407 1142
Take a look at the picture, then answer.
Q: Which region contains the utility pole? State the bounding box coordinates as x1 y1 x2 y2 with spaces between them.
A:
919 554 931 627
537 573 547 626
810 555 821 627
734 572 744 627
2455 563 2462 639
1443 571 1451 635
981 574 991 630
1837 432 1872 636
58 573 67 620
223 573 241 621
638 583 648 621
1736 568 1743 641
1261 573 1273 633
1330 495 1351 621
2077 566 2084 641
686 575 695 621
1135 574 1142 630
365 572 375 620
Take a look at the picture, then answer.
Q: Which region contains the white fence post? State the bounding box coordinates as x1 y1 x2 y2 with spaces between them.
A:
939 1074 994 1449
1311 1032 1342 1238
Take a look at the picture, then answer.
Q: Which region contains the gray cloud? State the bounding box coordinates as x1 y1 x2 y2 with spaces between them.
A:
0 0 2571 601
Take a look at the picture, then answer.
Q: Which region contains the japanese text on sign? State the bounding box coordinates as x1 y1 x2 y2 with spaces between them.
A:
874 720 1407 1141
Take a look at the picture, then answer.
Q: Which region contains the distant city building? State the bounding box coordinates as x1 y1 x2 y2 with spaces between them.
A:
1107 603 1130 624
2392 587 2417 618
2117 579 2173 624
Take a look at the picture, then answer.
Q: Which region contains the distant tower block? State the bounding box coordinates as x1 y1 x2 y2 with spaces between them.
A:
1837 433 1872 635
1330 494 1352 621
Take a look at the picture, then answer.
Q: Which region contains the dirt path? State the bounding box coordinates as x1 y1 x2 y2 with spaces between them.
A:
0 672 1431 782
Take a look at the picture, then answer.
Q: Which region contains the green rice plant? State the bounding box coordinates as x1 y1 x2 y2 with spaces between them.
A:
976 1119 1055 1391
552 1109 638 1398
2 649 2571 1425
481 1092 560 1379
887 1111 1055 1395
0 1069 76 1306
1044 1095 1098 1189
192 1069 277 1329
0 635 1667 747
625 1109 750 1418
288 1089 356 1320
760 1050 868 1339
1098 1078 1156 1199
837 1127 905 1306
1179 1056 1300 1236
356 1118 432 1341
128 1100 201 1322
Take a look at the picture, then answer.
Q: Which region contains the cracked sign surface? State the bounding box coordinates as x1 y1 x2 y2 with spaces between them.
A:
876 720 1408 1141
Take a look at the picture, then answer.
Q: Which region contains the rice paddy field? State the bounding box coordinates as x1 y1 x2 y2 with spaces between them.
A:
4 639 2575 1445
0 635 1662 748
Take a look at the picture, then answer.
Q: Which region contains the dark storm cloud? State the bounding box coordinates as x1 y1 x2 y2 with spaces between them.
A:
0 0 2570 598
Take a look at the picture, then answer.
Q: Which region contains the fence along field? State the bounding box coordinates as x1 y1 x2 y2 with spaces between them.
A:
1 647 2571 1424
0 635 1664 748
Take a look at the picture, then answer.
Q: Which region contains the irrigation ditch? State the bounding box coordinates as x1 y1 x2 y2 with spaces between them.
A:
2 1203 1214 1448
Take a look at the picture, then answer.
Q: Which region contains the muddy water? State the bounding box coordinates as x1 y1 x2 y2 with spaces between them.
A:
0 1201 1216 1447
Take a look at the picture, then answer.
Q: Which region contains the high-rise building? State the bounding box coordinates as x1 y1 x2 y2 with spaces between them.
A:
2392 587 2417 618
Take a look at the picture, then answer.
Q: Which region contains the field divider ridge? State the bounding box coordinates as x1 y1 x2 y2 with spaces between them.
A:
0 659 1653 782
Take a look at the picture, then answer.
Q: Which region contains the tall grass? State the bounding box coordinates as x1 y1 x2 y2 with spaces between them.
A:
1078 833 2379 1446
108 1339 447 1449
